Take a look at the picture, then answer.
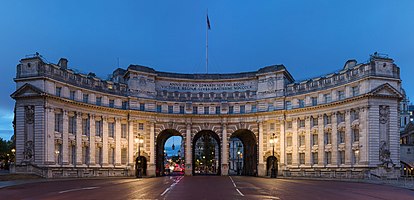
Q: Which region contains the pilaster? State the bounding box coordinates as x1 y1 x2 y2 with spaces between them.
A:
345 110 352 165
114 118 121 166
76 112 82 165
221 122 228 175
89 115 96 165
62 110 69 165
102 116 108 165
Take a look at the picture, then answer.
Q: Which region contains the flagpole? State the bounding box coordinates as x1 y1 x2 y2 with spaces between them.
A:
206 11 209 74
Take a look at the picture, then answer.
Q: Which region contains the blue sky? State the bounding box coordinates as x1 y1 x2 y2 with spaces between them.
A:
1 1 414 140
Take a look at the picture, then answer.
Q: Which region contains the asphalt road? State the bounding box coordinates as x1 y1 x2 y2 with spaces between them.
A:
1 176 414 200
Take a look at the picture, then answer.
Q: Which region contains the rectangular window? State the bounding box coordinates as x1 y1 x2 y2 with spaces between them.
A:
229 106 234 114
299 120 305 128
215 106 220 114
325 132 331 144
338 113 345 123
157 105 162 113
240 105 245 114
121 124 127 138
286 136 292 147
168 105 174 114
353 128 359 142
352 110 359 120
339 130 345 144
312 152 318 165
96 97 102 106
268 103 274 111
298 99 304 108
70 91 75 100
139 103 145 111
122 101 128 110
83 146 89 164
138 123 144 130
299 135 305 146
299 153 305 165
326 151 332 164
312 117 318 127
55 113 63 133
338 91 345 100
96 146 103 165
95 120 102 137
108 148 114 165
286 153 292 165
180 106 185 114
324 94 331 103
56 87 62 97
82 118 89 136
352 86 359 96
339 151 345 164
311 97 318 106
286 101 292 110
109 100 114 108
312 134 318 146
83 94 89 103
69 116 76 134
193 106 198 114
269 123 275 131
287 121 292 129
204 106 209 114
353 150 359 164
324 115 331 125
251 105 257 112
121 148 128 164
108 122 115 138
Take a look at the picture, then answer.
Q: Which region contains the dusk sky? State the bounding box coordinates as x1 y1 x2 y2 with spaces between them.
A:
1 1 414 140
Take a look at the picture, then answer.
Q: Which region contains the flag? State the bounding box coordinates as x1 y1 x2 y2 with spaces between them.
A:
207 14 211 30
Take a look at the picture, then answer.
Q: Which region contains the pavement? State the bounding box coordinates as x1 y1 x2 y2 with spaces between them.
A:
1 176 414 199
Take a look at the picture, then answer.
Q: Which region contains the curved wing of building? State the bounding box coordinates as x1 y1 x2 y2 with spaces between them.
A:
11 53 402 178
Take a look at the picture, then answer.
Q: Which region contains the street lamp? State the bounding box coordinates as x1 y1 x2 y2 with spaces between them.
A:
269 133 278 178
135 135 144 178
237 143 242 175
11 148 16 163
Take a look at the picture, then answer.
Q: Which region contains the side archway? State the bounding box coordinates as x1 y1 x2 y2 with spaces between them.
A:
230 129 258 176
156 129 182 177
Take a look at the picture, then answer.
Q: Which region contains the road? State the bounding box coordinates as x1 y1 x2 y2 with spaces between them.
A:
1 176 414 199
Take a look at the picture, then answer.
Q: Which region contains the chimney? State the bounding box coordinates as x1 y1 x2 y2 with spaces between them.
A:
58 58 68 69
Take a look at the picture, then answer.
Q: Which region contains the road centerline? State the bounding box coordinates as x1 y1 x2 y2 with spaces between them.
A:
58 186 100 194
229 176 244 196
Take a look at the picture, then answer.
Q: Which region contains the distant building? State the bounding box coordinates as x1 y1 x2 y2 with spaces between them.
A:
12 53 402 178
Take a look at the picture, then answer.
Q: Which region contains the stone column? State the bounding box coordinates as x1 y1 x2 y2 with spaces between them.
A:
221 123 228 175
76 112 83 165
359 106 368 165
258 121 265 176
185 123 192 175
102 117 108 166
345 110 352 165
279 118 285 170
89 115 96 165
292 118 298 166
114 118 121 166
305 116 312 166
128 120 134 166
45 107 55 164
318 114 324 166
331 113 338 166
148 121 156 177
62 110 69 165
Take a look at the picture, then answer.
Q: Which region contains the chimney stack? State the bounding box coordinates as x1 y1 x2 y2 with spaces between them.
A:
58 58 68 69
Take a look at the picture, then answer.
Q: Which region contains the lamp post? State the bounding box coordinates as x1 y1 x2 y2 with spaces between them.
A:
269 133 278 178
135 135 144 178
237 143 242 175
11 148 16 163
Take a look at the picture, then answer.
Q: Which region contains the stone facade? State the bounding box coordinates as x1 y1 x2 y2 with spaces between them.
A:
11 53 402 178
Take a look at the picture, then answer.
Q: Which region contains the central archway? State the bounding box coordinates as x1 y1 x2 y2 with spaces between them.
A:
156 129 183 177
230 129 258 176
192 130 221 175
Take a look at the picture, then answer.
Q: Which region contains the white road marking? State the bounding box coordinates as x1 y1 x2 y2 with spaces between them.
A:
229 176 244 196
160 176 184 196
58 186 99 194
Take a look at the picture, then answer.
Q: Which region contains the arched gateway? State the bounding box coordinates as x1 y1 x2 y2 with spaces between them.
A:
12 54 402 179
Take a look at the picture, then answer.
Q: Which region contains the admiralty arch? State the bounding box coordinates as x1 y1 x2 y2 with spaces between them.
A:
11 53 402 178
